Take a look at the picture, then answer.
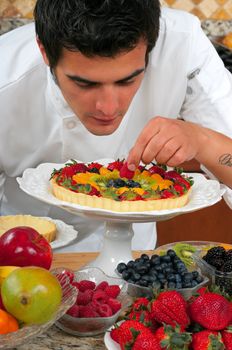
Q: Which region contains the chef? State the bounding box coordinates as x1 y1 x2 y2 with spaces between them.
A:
0 0 232 252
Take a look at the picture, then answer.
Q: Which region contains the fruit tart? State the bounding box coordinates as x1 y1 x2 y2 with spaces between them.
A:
50 160 193 212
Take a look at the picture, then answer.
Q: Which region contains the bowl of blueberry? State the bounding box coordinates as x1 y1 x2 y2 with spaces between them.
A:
193 243 232 295
116 242 209 300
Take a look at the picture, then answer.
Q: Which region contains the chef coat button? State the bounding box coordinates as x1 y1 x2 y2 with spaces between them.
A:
66 120 76 129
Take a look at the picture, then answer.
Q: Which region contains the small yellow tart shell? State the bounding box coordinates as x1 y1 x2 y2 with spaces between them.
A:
50 178 191 212
0 215 57 242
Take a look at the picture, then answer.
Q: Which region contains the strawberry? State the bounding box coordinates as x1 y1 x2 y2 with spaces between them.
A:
78 280 96 292
110 326 121 343
132 329 161 350
191 330 224 350
221 326 232 350
132 297 150 311
107 159 124 171
173 183 185 195
188 291 232 330
161 189 174 198
164 171 190 189
116 320 148 350
87 162 102 171
95 281 109 291
127 309 158 330
104 285 121 298
61 163 88 176
150 290 190 328
155 324 191 350
119 162 135 179
149 165 165 177
107 298 122 314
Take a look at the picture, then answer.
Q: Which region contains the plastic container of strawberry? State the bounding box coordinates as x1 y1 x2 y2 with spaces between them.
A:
55 267 132 336
193 250 232 295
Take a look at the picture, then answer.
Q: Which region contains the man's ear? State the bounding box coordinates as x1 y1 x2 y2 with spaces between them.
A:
36 36 50 66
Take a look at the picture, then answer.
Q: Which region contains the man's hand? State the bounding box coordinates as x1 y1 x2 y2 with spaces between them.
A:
127 116 208 169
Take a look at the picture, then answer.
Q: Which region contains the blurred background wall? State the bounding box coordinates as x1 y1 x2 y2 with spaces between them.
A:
0 0 232 20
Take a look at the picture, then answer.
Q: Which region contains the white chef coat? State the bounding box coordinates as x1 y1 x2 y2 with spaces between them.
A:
1 8 232 252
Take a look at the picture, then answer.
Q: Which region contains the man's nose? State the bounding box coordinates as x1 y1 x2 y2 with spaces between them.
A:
95 86 119 116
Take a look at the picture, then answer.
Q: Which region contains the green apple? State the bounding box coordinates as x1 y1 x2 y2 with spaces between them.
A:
1 266 62 325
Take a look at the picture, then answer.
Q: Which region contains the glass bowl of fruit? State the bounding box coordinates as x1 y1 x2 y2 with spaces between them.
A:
116 243 209 300
0 268 77 349
55 267 132 336
193 243 232 295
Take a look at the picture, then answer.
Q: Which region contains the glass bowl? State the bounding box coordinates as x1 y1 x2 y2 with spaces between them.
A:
116 241 211 300
0 268 78 349
193 244 232 295
55 267 132 336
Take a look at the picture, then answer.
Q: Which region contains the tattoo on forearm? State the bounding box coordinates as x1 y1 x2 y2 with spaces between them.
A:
219 154 232 167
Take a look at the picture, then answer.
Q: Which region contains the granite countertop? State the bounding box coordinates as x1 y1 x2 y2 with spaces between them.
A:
15 325 105 350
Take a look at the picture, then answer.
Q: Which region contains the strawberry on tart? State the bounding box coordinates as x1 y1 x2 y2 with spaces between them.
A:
49 160 193 212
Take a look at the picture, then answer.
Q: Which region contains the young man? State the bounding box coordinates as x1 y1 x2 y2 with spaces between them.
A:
0 0 232 252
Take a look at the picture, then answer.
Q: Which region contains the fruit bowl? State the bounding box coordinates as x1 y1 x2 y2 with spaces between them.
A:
0 268 77 349
55 267 132 336
116 245 210 300
193 243 232 295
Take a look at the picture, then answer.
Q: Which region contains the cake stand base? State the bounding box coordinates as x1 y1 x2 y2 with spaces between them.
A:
86 221 134 276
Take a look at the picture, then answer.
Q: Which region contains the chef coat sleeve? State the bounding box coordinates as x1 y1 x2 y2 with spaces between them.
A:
179 16 232 209
179 15 232 138
0 168 6 215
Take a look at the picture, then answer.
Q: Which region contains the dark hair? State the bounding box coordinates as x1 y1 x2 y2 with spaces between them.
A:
34 0 161 67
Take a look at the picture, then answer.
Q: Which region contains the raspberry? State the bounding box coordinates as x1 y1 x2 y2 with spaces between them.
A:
105 285 121 298
92 289 108 303
59 269 75 284
71 281 80 289
119 162 135 179
76 289 94 305
149 165 165 177
96 281 109 291
79 305 100 318
107 298 122 314
78 280 96 292
67 304 79 317
96 303 113 317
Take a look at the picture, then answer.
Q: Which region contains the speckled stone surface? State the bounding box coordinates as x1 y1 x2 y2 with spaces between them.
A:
15 325 106 350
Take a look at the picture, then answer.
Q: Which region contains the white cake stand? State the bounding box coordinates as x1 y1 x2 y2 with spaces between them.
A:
17 161 225 276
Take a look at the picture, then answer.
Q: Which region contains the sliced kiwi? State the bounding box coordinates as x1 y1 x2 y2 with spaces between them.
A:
173 243 197 267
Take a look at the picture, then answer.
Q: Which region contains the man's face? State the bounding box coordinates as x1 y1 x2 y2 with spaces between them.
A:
46 42 147 135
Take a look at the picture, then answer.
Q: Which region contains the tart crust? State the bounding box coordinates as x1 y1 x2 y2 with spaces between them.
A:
50 178 191 212
0 215 57 242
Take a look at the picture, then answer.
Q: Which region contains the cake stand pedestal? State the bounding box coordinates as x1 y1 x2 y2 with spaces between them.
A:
86 222 134 276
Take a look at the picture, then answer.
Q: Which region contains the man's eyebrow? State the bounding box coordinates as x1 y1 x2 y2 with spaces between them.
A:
66 68 145 85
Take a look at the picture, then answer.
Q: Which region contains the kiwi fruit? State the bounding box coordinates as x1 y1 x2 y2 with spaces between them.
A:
173 242 197 267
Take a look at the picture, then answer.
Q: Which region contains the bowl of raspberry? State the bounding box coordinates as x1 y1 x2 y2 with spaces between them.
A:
55 267 132 336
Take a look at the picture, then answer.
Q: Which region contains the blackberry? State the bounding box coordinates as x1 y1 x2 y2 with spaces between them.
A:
203 246 226 263
221 261 232 273
212 258 225 270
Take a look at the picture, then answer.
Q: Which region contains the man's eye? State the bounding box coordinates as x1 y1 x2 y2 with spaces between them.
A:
75 82 97 89
117 80 134 86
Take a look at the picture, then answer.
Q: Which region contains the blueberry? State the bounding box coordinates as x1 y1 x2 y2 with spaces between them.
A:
168 281 176 289
157 273 165 280
167 249 177 258
155 265 163 273
183 273 193 283
167 274 176 282
122 269 131 280
195 275 204 283
161 255 172 263
160 262 168 270
139 280 148 287
152 280 161 289
150 256 161 266
131 272 141 281
175 282 183 289
175 274 182 283
192 271 199 279
191 280 199 287
141 253 150 261
127 260 135 269
117 262 127 274
182 282 192 288
127 180 141 188
135 265 149 275
113 179 127 188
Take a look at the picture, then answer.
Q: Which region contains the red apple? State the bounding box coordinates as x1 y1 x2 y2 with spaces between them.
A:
0 226 52 269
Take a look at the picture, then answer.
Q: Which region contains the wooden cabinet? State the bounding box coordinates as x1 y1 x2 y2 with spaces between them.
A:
156 198 232 246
